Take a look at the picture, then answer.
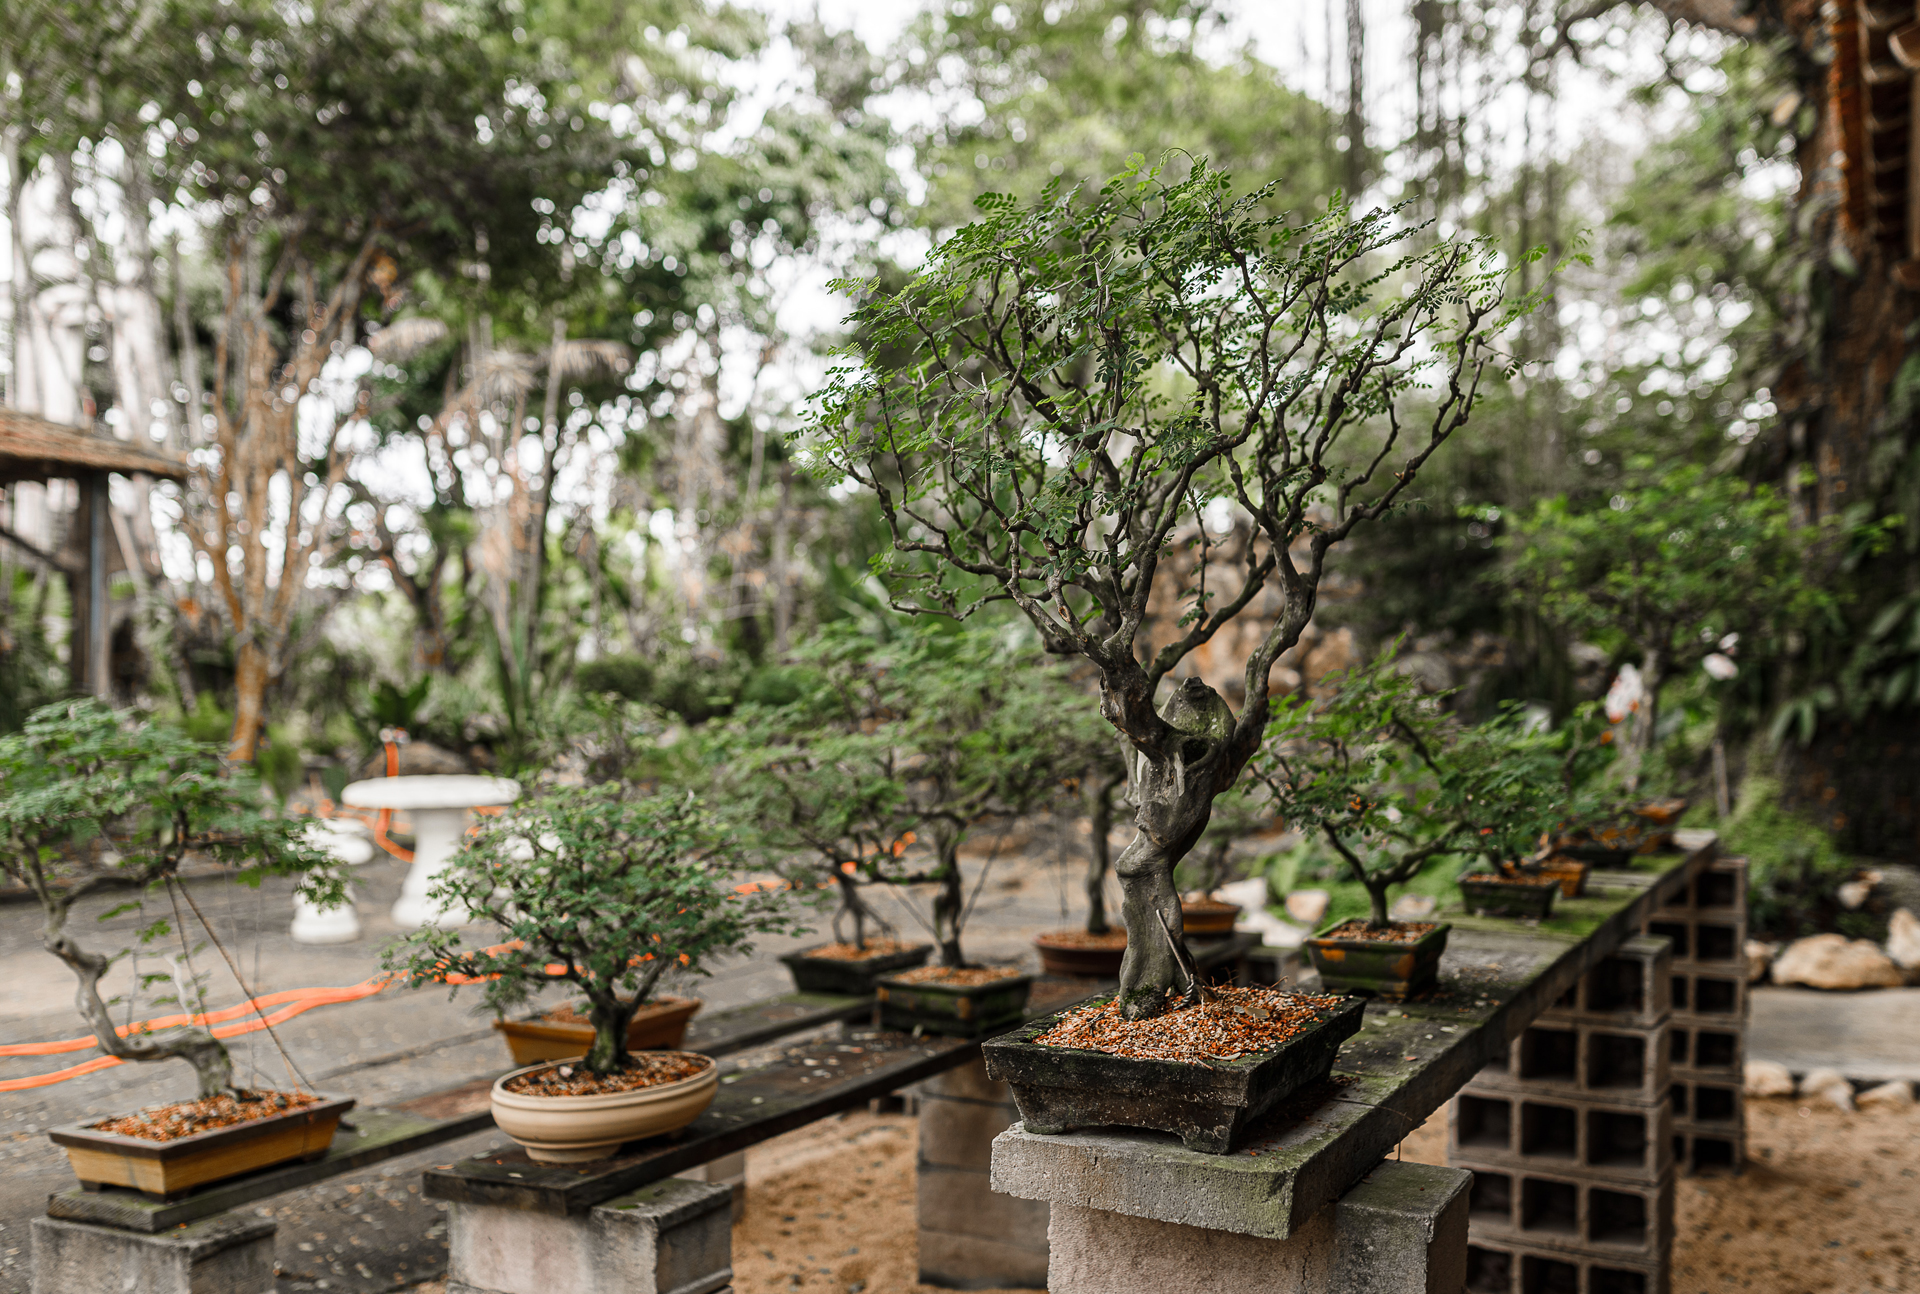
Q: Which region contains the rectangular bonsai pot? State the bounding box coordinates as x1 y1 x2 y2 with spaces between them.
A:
779 942 933 995
49 1094 355 1199
981 993 1364 1154
874 971 1034 1038
1537 856 1590 899
1305 922 1451 999
1459 874 1559 920
494 995 702 1065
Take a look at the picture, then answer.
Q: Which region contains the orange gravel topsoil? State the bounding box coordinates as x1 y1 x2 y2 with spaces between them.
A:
802 939 922 962
500 1052 709 1096
91 1089 322 1142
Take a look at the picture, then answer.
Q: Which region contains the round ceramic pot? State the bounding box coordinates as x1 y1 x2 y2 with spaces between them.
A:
489 1053 717 1164
1032 930 1127 978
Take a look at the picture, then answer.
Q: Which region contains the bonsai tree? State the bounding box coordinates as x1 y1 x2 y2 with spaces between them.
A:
0 701 335 1097
1500 461 1828 784
385 784 801 1074
1250 656 1597 929
714 620 1088 967
805 158 1543 1015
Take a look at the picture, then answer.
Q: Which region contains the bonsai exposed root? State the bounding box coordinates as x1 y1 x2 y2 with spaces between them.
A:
1154 908 1215 1009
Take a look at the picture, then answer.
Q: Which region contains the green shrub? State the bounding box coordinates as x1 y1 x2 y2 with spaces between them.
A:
1719 775 1869 941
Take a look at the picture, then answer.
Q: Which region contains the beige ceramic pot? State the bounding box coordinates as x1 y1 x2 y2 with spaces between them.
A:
489 1053 717 1164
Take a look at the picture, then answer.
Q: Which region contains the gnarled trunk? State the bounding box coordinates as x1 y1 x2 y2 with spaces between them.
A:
929 825 965 968
1115 678 1238 1019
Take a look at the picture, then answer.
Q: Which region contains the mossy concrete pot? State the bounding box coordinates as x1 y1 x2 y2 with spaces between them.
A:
983 993 1364 1153
779 941 933 995
1459 875 1559 920
1305 922 1451 999
874 970 1033 1038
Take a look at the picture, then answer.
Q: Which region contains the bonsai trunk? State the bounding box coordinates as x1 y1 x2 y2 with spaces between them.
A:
1325 829 1392 930
1084 770 1118 936
581 957 664 1073
929 824 966 968
832 869 887 949
1114 678 1237 1020
1623 649 1664 793
41 887 234 1098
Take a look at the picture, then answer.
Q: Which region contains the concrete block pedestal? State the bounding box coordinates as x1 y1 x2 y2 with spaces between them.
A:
30 1211 277 1294
446 1177 733 1294
911 1058 1049 1289
992 1124 1471 1294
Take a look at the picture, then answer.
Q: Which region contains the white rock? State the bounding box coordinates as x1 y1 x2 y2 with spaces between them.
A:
1800 1066 1854 1110
1389 893 1438 921
1743 1060 1795 1098
1215 878 1271 912
1838 879 1874 910
1886 908 1920 977
1285 889 1330 926
1856 1081 1916 1111
1745 939 1776 984
1770 933 1904 990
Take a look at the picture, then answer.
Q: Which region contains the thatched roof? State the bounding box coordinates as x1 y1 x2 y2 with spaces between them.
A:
0 409 188 485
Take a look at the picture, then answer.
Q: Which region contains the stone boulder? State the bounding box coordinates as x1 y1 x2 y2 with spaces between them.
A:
1856 1081 1916 1112
1742 1059 1795 1098
1770 933 1904 990
1284 889 1330 927
1799 1066 1854 1111
1744 939 1776 984
1887 908 1920 983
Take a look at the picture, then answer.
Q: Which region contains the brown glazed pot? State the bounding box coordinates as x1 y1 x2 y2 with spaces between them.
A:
493 995 703 1067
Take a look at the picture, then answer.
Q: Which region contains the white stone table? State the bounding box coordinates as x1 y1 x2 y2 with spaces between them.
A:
342 774 521 929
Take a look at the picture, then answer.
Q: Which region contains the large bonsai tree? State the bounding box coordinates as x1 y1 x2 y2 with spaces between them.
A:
0 701 334 1097
385 785 801 1075
805 160 1541 1016
714 620 1090 967
1248 657 1599 930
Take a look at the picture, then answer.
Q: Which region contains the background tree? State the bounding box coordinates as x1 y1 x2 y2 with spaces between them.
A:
807 160 1542 1016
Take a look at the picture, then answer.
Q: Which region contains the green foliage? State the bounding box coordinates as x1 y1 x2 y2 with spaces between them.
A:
706 618 1103 962
0 570 64 734
1247 651 1609 926
384 784 801 1075
0 700 336 1094
894 0 1348 231
1717 775 1863 942
575 655 655 704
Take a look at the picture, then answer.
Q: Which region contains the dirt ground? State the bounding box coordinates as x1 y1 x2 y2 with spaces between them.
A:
409 1093 1919 1294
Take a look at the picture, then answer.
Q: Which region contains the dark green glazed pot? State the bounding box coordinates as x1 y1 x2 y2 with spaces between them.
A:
779 942 932 995
1459 875 1559 920
1305 921 1451 999
874 969 1033 1038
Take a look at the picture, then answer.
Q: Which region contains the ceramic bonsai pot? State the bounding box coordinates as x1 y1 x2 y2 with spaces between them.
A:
1180 895 1241 936
779 940 933 995
1460 873 1559 920
489 1053 718 1164
493 995 703 1066
1032 929 1127 978
1537 855 1590 899
982 993 1365 1153
49 1094 355 1198
1305 920 1451 999
1554 822 1647 868
874 966 1034 1037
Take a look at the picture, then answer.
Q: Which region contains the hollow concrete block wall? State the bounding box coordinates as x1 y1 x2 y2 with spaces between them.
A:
912 1057 1049 1289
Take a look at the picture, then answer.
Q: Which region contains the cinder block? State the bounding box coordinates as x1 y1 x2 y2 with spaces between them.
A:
919 1226 1049 1289
447 1177 732 1294
1464 1238 1671 1294
31 1212 276 1294
1451 1097 1672 1184
1472 1022 1671 1107
1539 938 1673 1028
1668 971 1744 1020
1652 857 1746 918
1463 1168 1674 1259
1668 1025 1742 1076
919 1093 1019 1171
1671 1128 1743 1175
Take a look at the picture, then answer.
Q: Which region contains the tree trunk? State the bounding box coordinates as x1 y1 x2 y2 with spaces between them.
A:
930 826 966 968
1114 677 1237 1019
583 993 637 1075
41 887 233 1098
229 639 270 762
4 126 31 413
1083 769 1118 935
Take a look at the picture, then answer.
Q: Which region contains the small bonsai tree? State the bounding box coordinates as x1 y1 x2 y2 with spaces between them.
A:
0 701 335 1097
806 158 1544 1015
1248 657 1588 930
715 620 1089 967
385 784 802 1074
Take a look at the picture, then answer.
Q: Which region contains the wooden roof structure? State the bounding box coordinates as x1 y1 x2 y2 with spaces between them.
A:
0 409 188 486
1842 2 1920 284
